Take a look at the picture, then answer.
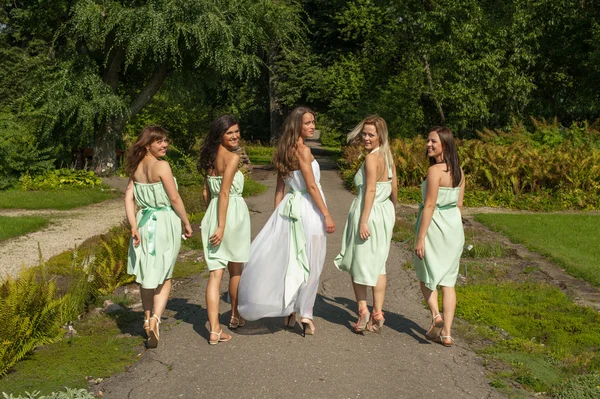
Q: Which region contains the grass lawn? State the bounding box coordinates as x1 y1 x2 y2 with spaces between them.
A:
245 144 274 165
0 187 118 210
0 311 142 396
0 216 50 241
475 213 600 287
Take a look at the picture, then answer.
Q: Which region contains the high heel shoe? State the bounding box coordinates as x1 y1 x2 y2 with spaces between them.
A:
300 318 315 337
353 307 370 334
440 335 454 347
229 316 246 329
143 318 150 337
368 311 385 334
425 313 443 340
209 329 232 345
284 313 296 329
147 314 161 349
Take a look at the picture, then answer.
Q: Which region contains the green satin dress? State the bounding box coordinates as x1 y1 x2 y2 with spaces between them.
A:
201 171 251 270
413 180 465 290
127 180 182 289
334 157 395 286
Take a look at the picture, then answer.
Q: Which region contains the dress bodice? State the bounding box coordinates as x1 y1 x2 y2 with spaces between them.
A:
284 159 321 192
206 171 245 198
420 180 461 208
354 157 392 203
133 178 177 208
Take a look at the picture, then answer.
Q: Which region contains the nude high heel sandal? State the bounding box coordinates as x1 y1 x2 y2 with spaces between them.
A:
147 314 161 349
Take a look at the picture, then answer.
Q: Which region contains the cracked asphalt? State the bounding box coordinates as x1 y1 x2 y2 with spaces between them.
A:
97 138 503 399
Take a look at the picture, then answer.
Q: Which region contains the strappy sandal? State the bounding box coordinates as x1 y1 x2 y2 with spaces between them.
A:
147 314 161 349
143 318 150 337
209 329 232 345
369 311 385 334
353 307 370 334
229 316 246 329
440 335 454 347
425 313 443 340
284 313 296 329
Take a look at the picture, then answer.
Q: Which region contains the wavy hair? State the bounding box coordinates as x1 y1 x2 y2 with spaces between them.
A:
125 125 168 177
197 115 239 174
427 126 462 187
347 115 393 175
273 106 315 177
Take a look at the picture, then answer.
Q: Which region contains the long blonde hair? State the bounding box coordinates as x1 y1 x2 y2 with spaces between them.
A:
125 125 168 177
273 106 316 177
347 115 393 172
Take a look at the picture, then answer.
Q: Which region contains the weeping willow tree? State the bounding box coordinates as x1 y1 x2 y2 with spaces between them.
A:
33 0 300 174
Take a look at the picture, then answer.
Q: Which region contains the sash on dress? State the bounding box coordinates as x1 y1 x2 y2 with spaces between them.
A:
138 206 173 256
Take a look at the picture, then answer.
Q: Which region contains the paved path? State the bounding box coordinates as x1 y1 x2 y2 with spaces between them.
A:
97 139 502 399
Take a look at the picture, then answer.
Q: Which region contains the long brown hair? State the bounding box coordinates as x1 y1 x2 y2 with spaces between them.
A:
347 115 393 174
427 126 462 187
125 125 168 177
273 106 315 177
197 114 239 175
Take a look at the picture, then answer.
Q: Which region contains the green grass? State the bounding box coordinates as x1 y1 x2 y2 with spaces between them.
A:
475 213 600 286
243 177 268 197
172 258 206 279
0 216 50 241
457 282 600 395
0 312 142 396
0 187 118 210
245 144 274 165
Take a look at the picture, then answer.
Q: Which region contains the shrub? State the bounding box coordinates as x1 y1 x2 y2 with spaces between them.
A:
1 388 96 399
0 265 65 376
89 225 135 296
20 169 102 191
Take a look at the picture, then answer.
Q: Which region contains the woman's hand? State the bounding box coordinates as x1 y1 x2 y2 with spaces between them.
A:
209 226 224 247
359 222 370 241
415 237 425 260
324 214 335 234
131 228 140 247
183 223 193 238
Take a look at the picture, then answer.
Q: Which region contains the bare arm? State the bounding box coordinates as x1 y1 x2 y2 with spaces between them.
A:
156 161 193 237
274 174 285 209
297 146 335 233
415 166 442 260
358 153 378 240
457 169 465 213
209 153 239 247
389 160 398 209
202 178 210 209
124 178 140 246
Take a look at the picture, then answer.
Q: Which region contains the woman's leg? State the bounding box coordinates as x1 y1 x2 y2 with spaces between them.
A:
440 286 456 337
206 269 230 339
140 287 154 335
228 262 243 320
371 274 387 315
420 281 440 318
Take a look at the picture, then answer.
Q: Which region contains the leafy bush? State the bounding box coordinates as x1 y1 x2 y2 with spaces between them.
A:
89 226 135 295
20 169 102 191
1 388 95 399
552 374 600 399
0 266 65 376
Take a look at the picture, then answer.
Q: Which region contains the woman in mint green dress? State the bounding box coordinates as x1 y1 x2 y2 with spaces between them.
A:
125 126 193 349
414 126 465 347
335 116 397 334
198 115 251 345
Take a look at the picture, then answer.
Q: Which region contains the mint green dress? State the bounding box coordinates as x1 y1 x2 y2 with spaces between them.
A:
201 171 251 270
413 180 465 290
334 158 395 286
127 180 182 289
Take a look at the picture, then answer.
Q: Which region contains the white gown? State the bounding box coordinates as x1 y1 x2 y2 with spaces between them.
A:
238 159 327 321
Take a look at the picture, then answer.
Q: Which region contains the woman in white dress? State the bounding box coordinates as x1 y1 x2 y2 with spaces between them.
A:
238 106 335 336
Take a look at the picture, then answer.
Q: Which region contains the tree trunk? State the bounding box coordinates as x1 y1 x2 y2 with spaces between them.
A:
268 45 284 142
92 62 170 175
423 54 445 124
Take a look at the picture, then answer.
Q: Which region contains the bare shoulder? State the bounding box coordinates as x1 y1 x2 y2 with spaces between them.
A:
225 150 240 164
153 160 173 177
296 144 313 162
426 164 444 179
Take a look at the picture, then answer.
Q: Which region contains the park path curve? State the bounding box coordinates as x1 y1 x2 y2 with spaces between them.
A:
97 138 503 399
0 178 128 280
